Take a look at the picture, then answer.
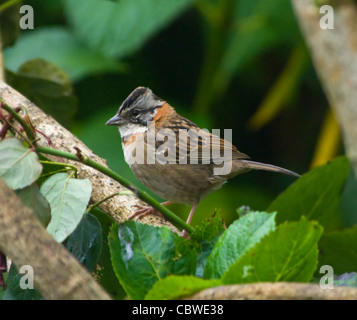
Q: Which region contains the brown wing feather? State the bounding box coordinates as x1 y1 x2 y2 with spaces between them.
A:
151 114 249 164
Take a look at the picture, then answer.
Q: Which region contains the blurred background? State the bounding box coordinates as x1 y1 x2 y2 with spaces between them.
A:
2 0 355 226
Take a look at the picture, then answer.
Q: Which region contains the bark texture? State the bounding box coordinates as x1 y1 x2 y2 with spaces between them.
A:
187 282 357 300
0 178 111 300
291 0 357 174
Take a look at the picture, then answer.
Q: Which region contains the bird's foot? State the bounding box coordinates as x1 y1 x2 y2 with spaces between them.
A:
181 229 190 239
128 201 172 220
128 205 163 220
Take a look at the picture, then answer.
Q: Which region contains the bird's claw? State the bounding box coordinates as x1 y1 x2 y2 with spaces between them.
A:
128 205 163 220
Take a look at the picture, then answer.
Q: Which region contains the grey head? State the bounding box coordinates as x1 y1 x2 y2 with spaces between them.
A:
105 87 165 127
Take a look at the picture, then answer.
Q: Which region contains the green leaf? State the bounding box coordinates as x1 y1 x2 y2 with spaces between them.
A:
4 27 124 81
109 221 197 300
318 226 357 275
204 211 276 279
40 173 92 243
3 265 43 300
66 213 102 272
191 211 225 278
145 275 221 300
6 58 78 128
334 273 357 288
90 207 126 299
268 157 350 231
64 0 193 58
16 58 73 91
0 138 42 190
17 183 51 227
340 170 357 227
221 218 323 284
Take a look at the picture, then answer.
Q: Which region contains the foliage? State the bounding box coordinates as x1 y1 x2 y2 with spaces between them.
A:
4 26 124 82
268 156 349 231
203 211 276 279
64 0 193 59
40 172 92 242
0 138 42 189
221 218 322 284
5 58 78 128
0 0 357 300
108 221 196 300
1 132 355 299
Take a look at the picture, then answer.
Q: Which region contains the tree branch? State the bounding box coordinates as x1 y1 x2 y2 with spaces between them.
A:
187 282 357 300
0 178 111 300
291 0 357 174
0 80 179 233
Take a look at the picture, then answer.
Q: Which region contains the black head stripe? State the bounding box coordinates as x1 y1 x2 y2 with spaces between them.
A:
119 87 148 113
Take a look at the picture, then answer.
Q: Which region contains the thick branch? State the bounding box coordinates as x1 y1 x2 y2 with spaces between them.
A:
291 0 357 174
0 178 111 300
0 80 178 232
187 282 357 300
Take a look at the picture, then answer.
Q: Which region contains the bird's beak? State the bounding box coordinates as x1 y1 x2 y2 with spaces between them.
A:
105 114 125 126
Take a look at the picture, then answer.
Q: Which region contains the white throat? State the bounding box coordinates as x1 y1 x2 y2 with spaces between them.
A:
119 123 148 140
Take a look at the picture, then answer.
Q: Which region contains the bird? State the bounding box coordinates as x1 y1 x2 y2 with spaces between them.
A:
106 87 300 234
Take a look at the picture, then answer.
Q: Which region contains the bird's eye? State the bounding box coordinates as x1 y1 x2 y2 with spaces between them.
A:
132 109 140 117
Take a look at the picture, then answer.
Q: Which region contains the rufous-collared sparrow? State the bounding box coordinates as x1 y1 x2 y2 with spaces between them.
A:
106 87 300 232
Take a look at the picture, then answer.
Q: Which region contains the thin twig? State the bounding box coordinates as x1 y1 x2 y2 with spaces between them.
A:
36 145 195 234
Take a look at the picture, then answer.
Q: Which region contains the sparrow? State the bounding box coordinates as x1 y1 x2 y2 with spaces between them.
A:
106 87 300 232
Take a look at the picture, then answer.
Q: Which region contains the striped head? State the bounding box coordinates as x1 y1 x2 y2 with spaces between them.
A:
105 87 170 139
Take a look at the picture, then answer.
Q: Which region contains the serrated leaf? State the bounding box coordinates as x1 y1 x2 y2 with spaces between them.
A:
40 173 92 243
109 221 197 300
268 156 349 231
66 213 102 272
17 183 51 227
64 0 193 58
318 226 357 275
0 138 42 190
204 211 276 279
221 218 323 284
145 275 221 300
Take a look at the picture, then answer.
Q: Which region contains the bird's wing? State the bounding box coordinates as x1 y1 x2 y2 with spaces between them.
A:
152 126 249 165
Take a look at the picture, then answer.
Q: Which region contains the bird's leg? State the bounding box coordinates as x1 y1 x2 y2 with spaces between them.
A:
181 203 198 238
128 201 173 220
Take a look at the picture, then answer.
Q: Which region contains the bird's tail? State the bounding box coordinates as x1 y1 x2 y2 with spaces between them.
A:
240 160 301 178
